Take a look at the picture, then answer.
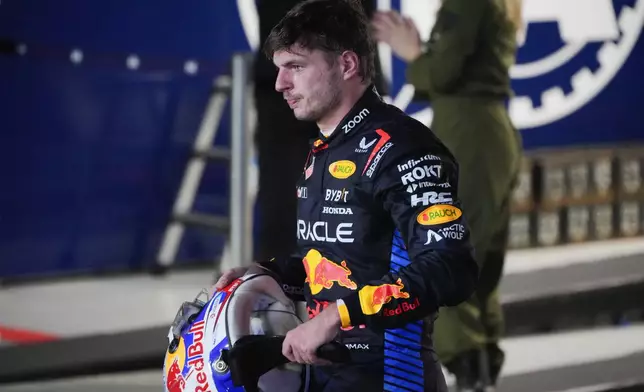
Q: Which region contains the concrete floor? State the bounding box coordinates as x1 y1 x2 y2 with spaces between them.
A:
1 237 644 392
2 324 644 392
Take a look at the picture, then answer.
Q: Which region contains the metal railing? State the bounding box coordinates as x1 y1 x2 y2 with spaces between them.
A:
155 52 255 273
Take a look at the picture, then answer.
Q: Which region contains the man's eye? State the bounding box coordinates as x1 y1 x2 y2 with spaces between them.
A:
292 65 303 71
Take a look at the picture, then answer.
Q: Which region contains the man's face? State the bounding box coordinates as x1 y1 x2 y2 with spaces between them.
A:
273 46 343 123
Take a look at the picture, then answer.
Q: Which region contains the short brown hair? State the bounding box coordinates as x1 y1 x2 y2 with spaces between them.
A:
263 0 376 83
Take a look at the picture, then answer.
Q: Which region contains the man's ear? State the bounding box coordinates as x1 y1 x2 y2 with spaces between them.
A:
339 51 361 81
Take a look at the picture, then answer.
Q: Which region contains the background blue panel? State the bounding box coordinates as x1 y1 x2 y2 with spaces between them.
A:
0 0 250 278
0 0 247 73
0 0 642 279
0 56 219 277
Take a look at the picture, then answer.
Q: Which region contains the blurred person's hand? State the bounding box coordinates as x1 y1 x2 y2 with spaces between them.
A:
372 11 422 62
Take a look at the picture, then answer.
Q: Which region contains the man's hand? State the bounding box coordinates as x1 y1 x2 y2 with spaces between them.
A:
211 266 248 295
211 263 271 296
282 302 342 365
372 10 423 63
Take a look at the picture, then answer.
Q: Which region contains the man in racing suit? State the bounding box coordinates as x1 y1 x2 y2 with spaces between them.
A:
214 1 479 391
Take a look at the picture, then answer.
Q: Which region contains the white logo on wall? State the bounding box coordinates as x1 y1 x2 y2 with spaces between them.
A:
377 0 644 129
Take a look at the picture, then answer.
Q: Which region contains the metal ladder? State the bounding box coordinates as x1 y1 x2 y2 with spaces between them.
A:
154 53 255 275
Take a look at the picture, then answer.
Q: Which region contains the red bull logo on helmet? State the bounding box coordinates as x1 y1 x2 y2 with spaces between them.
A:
163 276 245 392
186 321 212 392
165 337 187 392
164 286 242 392
164 320 213 392
302 249 357 295
358 278 410 315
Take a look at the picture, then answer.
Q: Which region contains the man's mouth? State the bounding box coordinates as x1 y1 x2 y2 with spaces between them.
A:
286 98 299 107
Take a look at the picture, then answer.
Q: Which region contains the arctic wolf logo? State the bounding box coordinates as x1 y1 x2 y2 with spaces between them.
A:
238 0 643 130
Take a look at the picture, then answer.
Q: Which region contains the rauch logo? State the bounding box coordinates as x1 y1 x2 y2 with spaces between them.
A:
329 160 357 179
416 204 463 226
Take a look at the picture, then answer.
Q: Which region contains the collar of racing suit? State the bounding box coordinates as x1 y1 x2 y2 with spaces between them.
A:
310 85 384 153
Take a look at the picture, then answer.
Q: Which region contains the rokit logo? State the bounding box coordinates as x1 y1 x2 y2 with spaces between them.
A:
411 191 452 207
325 188 349 203
342 108 370 134
297 220 354 243
297 187 308 199
401 165 443 185
374 0 644 129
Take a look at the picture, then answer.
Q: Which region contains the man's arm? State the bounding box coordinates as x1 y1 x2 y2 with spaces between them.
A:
405 0 485 96
336 148 479 330
257 255 307 302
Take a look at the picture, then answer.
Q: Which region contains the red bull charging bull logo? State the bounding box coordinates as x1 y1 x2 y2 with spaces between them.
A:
302 249 357 295
358 278 410 315
165 337 187 392
164 319 213 392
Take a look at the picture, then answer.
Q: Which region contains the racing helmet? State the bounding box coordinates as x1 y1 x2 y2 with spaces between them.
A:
162 273 306 392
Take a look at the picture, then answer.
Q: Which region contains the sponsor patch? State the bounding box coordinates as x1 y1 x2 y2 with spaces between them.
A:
325 188 349 203
322 206 353 215
342 108 370 134
401 164 443 185
411 191 452 207
329 160 357 179
417 204 462 226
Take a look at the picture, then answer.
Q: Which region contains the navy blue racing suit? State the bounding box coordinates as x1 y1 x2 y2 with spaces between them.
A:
259 86 479 392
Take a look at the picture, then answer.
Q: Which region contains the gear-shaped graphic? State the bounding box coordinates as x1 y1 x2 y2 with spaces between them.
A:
511 2 644 129
403 1 644 130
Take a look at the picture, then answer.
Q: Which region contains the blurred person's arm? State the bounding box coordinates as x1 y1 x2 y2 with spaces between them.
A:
406 0 485 96
373 0 485 98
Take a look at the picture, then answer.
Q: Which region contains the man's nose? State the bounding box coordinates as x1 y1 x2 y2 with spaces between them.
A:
275 69 291 93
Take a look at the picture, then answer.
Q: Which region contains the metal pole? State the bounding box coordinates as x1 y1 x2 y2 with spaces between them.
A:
229 53 250 269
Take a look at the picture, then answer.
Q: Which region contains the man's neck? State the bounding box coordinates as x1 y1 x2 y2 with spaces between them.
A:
317 84 369 135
